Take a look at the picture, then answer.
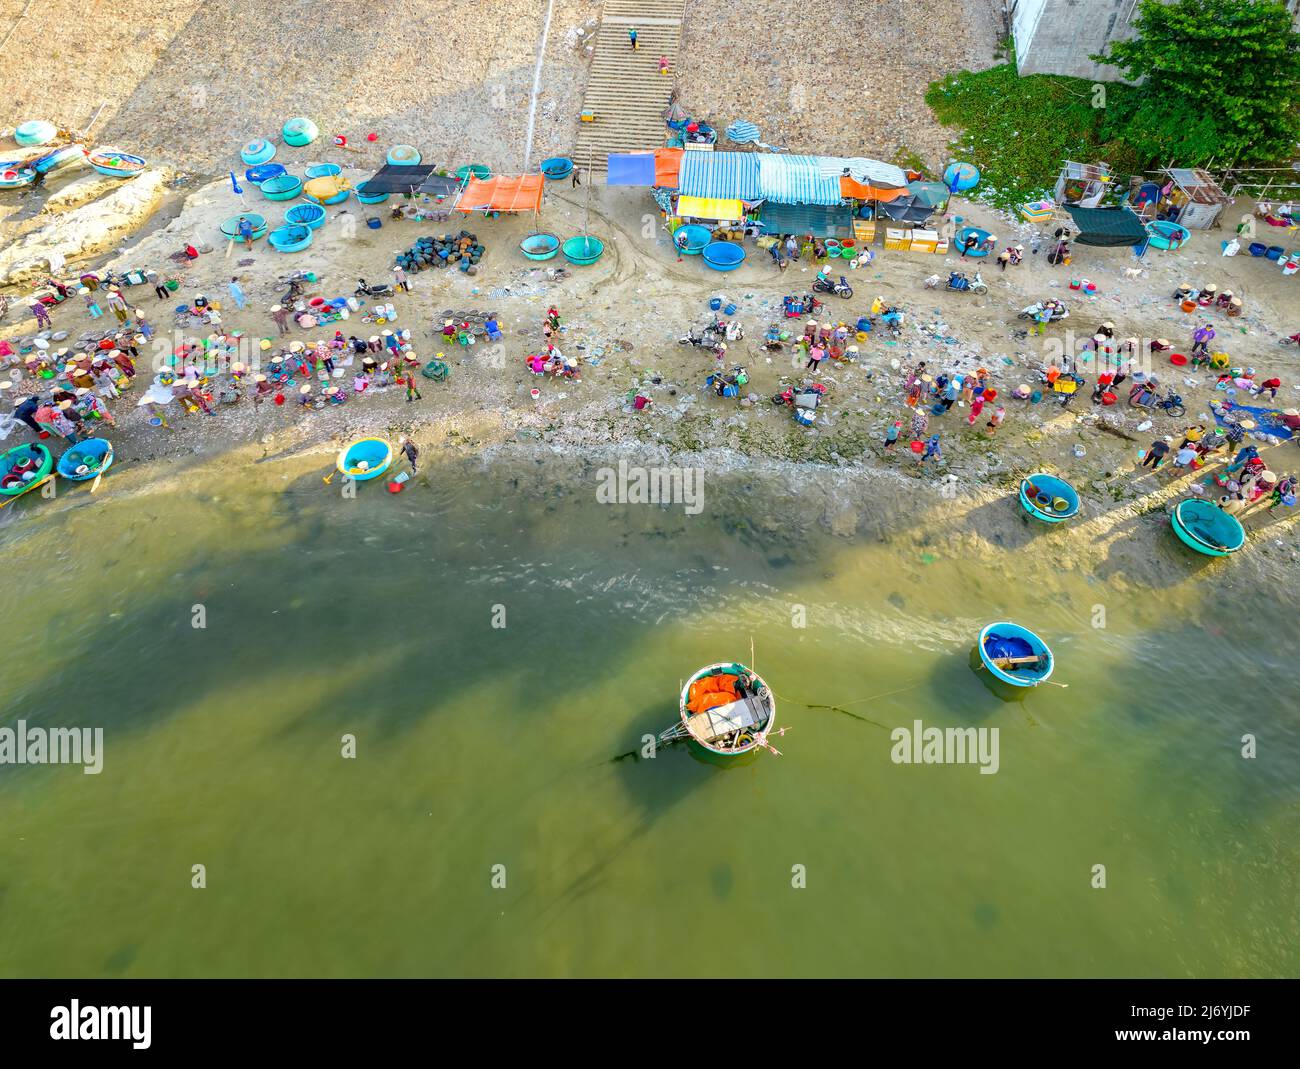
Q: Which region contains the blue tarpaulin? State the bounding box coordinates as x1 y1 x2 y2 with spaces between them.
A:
606 153 656 186
679 152 762 201
1213 404 1294 440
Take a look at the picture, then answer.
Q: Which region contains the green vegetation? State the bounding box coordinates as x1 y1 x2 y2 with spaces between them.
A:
925 0 1300 210
924 63 1139 210
1095 0 1300 166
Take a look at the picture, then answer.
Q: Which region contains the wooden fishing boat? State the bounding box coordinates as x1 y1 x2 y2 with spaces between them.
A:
336 437 392 481
0 442 54 506
977 622 1054 687
87 149 146 178
663 662 778 758
0 165 36 189
1170 498 1245 557
56 438 113 482
1018 473 1080 523
32 144 86 174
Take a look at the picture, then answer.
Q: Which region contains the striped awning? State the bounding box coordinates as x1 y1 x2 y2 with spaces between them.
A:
757 155 842 206
678 151 761 201
676 196 745 221
817 156 908 190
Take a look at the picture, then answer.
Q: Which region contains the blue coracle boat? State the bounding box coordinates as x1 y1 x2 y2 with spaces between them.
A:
56 438 114 482
1018 473 1080 523
978 622 1054 687
1170 498 1245 557
336 438 392 481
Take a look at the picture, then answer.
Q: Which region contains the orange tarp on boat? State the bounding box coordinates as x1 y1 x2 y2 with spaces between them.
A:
655 147 683 189
841 177 907 202
456 174 545 213
687 673 740 714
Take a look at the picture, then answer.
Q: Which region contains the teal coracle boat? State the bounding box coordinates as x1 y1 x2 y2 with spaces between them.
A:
56 438 113 482
240 139 276 166
540 157 573 180
220 213 268 241
282 117 319 147
455 163 491 182
268 224 313 252
354 181 389 205
562 235 604 265
305 162 341 179
285 203 327 230
673 224 711 255
702 241 745 271
336 437 392 482
519 233 560 260
0 165 36 189
978 622 1054 687
1146 220 1190 251
260 174 303 201
0 442 54 504
668 662 778 760
1018 473 1080 523
1170 498 1245 557
15 120 57 147
386 145 421 166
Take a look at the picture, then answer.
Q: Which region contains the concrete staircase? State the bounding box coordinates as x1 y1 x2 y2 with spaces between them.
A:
572 0 685 175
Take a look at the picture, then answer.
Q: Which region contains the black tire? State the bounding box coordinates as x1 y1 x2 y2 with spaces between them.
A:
837 287 853 299
1167 403 1186 418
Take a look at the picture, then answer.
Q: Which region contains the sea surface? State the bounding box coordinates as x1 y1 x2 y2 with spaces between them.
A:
0 444 1296 977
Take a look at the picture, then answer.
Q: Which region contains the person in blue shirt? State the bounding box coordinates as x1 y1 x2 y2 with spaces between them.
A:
236 216 254 250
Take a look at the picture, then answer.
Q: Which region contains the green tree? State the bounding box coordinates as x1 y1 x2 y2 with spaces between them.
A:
1094 0 1300 165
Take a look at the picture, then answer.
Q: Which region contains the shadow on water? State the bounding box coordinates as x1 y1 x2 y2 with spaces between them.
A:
962 495 1041 553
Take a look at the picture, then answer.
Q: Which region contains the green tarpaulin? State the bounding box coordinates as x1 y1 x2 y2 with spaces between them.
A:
758 201 854 238
1064 204 1149 247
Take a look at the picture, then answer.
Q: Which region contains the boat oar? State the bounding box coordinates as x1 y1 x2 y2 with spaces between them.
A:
993 654 1047 667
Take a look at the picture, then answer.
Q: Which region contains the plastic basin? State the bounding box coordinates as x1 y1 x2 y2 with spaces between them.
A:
520 233 560 261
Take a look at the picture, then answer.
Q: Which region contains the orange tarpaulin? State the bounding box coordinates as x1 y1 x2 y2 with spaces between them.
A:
456 174 544 213
655 147 683 189
840 176 907 202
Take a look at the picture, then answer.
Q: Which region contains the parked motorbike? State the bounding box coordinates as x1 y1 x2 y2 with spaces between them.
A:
772 381 828 426
706 365 749 398
937 270 987 296
1128 381 1186 417
1018 299 1069 322
782 294 824 318
812 274 853 299
356 278 394 298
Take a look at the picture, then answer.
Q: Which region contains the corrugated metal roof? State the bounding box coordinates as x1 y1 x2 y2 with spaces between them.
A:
757 155 842 206
678 152 761 201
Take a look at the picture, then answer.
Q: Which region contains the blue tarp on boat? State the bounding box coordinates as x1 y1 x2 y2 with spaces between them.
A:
757 155 843 206
606 153 656 186
679 152 762 201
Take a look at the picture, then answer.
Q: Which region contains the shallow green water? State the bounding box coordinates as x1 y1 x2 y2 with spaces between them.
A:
0 446 1296 977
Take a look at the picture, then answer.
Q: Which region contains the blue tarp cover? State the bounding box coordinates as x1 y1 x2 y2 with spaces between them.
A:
679 151 762 201
606 153 656 186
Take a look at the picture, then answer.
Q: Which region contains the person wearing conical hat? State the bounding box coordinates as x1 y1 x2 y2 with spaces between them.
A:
271 303 290 335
